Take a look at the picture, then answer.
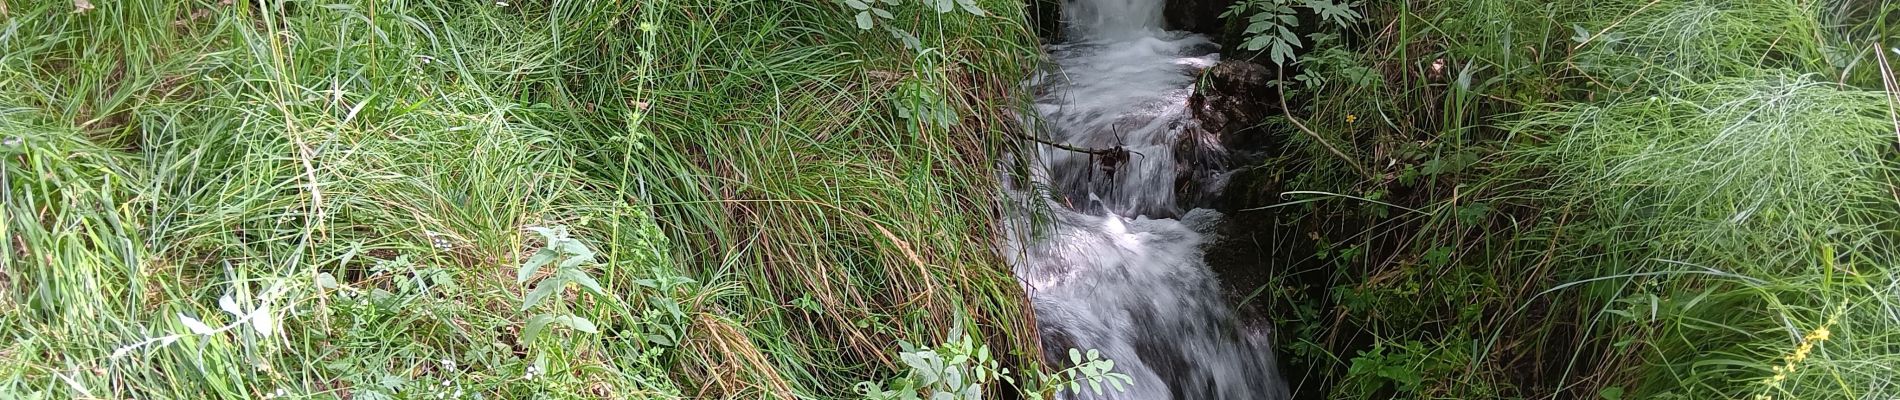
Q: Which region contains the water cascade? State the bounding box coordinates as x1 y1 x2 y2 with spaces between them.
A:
1005 0 1289 399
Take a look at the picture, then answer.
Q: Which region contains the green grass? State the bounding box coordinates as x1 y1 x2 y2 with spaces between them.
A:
1238 0 1900 399
0 0 1042 398
10 0 1900 399
1498 72 1900 399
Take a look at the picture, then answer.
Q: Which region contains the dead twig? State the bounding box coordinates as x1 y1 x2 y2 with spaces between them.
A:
1012 131 1121 156
1012 131 1144 179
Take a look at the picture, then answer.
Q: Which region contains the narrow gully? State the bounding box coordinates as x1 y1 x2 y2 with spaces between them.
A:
1003 0 1290 398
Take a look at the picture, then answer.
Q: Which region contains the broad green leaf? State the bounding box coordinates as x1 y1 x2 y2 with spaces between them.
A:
518 250 556 283
654 297 684 319
566 270 606 296
1243 35 1272 51
645 333 675 346
955 0 984 15
1599 387 1625 400
901 352 932 374
314 272 339 289
526 226 562 241
522 278 562 311
856 11 873 30
524 314 556 343
1246 22 1270 35
554 254 589 271
557 315 598 333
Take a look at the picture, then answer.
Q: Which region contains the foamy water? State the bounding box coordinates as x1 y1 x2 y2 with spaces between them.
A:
1004 0 1289 398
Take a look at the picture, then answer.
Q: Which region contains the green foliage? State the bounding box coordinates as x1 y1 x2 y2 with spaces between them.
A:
857 330 1132 400
1241 0 1900 399
1568 0 1830 90
517 226 606 343
1512 74 1895 269
0 0 1041 398
841 0 987 50
1223 0 1363 65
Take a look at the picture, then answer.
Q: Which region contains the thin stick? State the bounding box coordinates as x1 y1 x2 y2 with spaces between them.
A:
1276 66 1375 179
1011 131 1122 156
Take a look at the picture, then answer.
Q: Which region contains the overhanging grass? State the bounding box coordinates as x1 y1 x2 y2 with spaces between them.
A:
0 0 1042 398
1502 73 1900 399
1240 0 1900 398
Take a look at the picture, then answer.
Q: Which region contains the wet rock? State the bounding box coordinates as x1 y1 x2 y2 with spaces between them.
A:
1164 0 1238 38
1172 59 1278 209
1192 59 1277 153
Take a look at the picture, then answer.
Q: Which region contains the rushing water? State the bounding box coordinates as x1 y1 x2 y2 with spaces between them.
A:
1004 0 1289 399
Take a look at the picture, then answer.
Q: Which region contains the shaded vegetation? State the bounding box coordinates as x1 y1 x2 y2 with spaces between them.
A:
0 0 1046 398
6 0 1900 399
1228 0 1900 399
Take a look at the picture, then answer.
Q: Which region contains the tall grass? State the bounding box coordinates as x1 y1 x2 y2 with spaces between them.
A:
1502 73 1900 399
0 0 1042 398
1246 0 1900 398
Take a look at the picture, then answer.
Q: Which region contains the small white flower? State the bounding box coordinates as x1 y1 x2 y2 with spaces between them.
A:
440 359 457 371
425 231 456 250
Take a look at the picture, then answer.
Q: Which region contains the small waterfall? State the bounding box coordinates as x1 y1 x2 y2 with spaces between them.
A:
1062 0 1166 38
1005 0 1289 399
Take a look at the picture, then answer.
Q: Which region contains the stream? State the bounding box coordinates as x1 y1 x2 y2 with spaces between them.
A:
1004 0 1290 399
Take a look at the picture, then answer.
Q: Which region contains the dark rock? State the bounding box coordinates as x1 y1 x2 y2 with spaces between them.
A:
1164 0 1237 38
1193 59 1278 157
1031 0 1065 41
1173 59 1277 211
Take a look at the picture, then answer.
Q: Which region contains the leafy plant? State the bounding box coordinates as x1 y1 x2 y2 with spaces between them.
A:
856 328 1133 400
1222 0 1363 66
841 0 986 50
517 226 608 343
115 280 290 359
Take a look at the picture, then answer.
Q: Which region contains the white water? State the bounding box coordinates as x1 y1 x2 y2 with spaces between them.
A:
1005 1 1288 399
